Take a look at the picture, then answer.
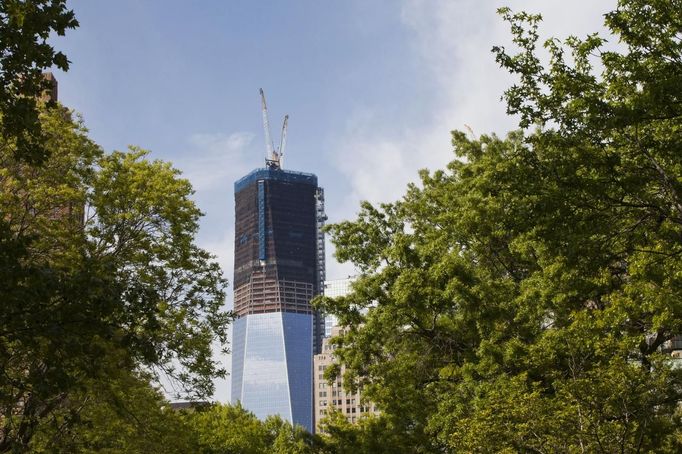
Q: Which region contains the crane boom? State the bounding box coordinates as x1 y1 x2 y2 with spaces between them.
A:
259 88 276 165
278 114 289 167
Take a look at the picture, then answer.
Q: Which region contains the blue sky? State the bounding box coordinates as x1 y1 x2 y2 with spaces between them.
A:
54 0 616 402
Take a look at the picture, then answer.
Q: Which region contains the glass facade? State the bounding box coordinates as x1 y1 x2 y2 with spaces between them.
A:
231 317 246 403
282 313 313 429
231 166 322 433
231 312 313 432
323 278 355 337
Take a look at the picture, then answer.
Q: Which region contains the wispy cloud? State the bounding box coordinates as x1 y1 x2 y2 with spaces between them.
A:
176 131 260 308
175 131 258 403
200 230 235 301
180 1 619 402
323 0 616 281
330 0 615 210
174 129 257 286
180 131 256 192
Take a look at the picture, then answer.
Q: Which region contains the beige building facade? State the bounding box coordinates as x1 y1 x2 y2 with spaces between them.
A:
313 326 378 433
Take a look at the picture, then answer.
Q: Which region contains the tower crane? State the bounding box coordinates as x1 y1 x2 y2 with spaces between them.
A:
278 114 288 168
259 88 289 169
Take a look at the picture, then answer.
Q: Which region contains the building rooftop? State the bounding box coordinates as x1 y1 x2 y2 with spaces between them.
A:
234 167 317 193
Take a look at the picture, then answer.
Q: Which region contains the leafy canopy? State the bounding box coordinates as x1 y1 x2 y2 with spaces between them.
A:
29 371 195 454
0 0 78 163
0 105 230 451
317 0 682 452
187 404 321 454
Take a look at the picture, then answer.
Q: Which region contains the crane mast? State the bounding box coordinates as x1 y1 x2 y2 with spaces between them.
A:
259 88 288 169
259 88 276 167
278 114 289 168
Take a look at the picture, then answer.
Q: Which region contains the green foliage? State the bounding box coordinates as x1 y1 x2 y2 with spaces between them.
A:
0 0 78 163
187 403 269 454
186 404 320 454
263 415 318 454
318 411 417 454
29 372 195 454
30 380 328 454
87 146 231 397
318 1 682 452
0 106 230 451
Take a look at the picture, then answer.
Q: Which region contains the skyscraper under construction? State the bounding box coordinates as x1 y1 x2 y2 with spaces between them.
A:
230 90 325 432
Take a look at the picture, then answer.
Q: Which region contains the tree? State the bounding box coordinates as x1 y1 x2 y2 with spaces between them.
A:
263 415 319 454
0 0 78 163
0 105 230 451
186 404 269 454
186 404 321 454
28 371 196 454
318 0 682 451
318 411 414 454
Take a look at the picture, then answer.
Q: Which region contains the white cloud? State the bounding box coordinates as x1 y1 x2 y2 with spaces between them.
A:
190 1 620 403
331 0 617 210
175 130 256 292
199 230 235 306
180 131 255 192
323 236 357 282
324 0 617 283
174 131 257 403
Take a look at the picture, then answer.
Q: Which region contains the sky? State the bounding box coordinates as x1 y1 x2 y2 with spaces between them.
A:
54 0 617 402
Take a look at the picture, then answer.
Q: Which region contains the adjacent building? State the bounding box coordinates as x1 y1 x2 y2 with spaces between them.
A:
314 277 378 432
41 72 58 103
230 164 325 433
314 325 378 432
663 335 682 368
322 278 354 337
